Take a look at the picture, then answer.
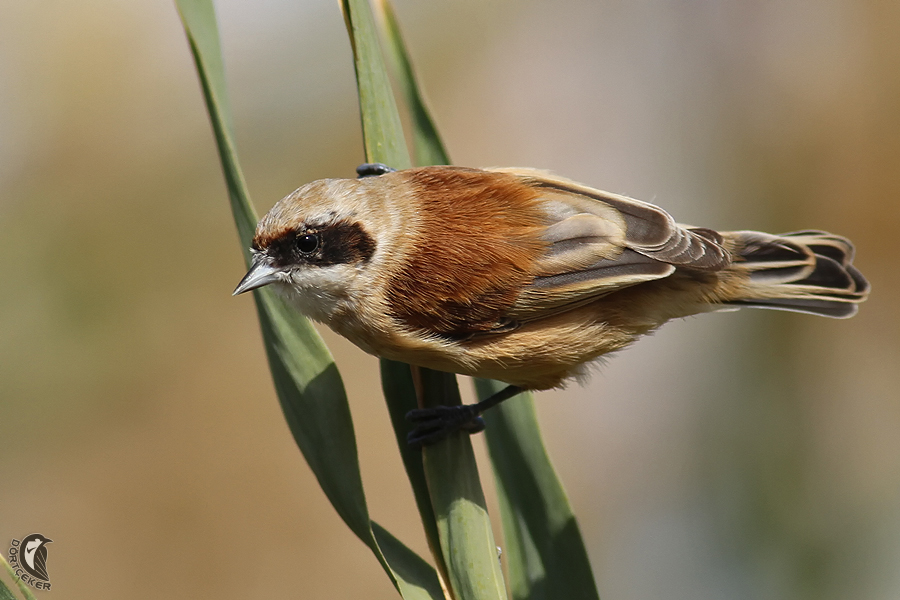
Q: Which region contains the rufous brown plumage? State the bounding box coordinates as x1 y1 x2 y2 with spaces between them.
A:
235 165 869 392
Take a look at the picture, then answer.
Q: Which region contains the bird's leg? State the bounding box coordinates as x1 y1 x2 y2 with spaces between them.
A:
356 163 396 178
406 385 525 447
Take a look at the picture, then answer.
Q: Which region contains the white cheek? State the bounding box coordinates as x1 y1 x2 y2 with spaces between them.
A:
273 265 357 324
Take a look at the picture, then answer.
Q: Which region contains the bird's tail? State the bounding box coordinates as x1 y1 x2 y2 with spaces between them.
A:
719 230 869 318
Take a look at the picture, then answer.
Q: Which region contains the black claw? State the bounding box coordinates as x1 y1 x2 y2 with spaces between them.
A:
462 416 486 434
407 429 448 448
404 385 524 447
406 405 482 447
356 163 396 178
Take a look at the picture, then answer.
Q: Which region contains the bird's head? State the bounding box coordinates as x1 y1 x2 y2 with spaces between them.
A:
232 177 395 324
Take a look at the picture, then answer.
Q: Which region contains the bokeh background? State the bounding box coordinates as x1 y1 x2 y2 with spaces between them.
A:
1 1 898 599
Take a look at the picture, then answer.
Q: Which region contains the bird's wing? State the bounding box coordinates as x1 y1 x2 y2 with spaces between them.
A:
489 168 730 323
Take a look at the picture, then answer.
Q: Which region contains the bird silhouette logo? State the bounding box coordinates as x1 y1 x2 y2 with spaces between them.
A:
20 533 52 582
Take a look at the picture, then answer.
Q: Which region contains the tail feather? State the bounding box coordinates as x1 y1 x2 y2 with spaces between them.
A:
723 230 869 319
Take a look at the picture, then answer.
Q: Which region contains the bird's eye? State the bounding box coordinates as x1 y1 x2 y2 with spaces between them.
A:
296 233 320 255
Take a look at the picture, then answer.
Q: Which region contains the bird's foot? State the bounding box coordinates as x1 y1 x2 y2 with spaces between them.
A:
406 404 486 447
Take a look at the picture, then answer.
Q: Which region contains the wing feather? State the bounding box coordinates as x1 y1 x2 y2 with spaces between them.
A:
488 168 730 324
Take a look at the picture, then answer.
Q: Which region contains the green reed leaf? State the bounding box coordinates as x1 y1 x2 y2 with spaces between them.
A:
177 1 441 597
374 0 449 167
477 380 600 600
346 0 507 597
0 579 14 600
0 555 36 600
373 1 600 596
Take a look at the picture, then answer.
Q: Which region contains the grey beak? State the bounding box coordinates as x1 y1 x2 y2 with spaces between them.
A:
233 255 281 295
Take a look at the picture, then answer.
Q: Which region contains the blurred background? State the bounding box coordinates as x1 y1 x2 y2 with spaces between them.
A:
1 1 897 598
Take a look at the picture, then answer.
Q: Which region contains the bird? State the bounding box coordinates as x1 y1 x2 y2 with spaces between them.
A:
234 164 869 446
21 534 52 581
